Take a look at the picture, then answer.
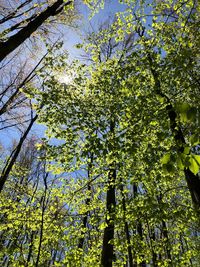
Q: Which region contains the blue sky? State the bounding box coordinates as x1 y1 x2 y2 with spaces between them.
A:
63 0 128 57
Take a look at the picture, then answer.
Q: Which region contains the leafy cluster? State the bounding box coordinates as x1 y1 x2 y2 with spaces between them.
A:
0 0 200 266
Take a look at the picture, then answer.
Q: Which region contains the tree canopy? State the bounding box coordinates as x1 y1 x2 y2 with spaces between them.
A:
0 0 200 266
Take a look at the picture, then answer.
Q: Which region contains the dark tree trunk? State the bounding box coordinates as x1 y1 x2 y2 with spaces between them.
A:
148 55 200 210
0 114 37 192
27 232 34 264
101 119 116 267
161 220 172 262
0 0 71 61
101 167 116 267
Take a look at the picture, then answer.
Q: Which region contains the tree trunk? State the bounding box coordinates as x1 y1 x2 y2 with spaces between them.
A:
101 119 116 267
161 220 172 262
133 184 146 267
0 0 71 61
0 0 33 24
35 173 48 267
27 232 34 265
148 55 200 210
0 114 37 192
101 167 116 267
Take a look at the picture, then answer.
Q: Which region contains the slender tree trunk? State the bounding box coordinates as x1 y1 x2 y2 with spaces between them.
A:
0 0 71 61
35 173 48 267
0 0 33 24
27 232 35 265
78 155 93 249
101 119 116 267
156 194 172 263
161 220 172 263
146 219 157 267
0 114 37 192
78 214 88 249
120 182 134 267
101 167 116 267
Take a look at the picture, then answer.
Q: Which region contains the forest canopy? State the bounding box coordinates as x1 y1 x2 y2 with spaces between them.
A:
0 0 200 266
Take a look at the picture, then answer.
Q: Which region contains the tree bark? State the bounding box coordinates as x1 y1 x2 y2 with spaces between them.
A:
0 0 71 61
101 119 116 267
101 167 116 267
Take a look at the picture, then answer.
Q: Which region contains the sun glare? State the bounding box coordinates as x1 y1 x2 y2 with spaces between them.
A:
56 71 76 85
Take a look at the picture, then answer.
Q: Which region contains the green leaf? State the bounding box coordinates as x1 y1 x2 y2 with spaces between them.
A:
161 153 170 165
183 146 190 155
189 155 200 175
177 157 184 170
190 134 199 146
99 222 107 230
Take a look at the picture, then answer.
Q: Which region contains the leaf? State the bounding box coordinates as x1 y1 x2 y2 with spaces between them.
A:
150 120 158 126
189 155 200 175
190 134 199 146
183 146 190 155
99 222 107 230
161 153 170 165
193 154 200 165
177 157 184 170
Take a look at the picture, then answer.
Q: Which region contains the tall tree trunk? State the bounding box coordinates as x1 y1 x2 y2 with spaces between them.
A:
101 119 116 267
0 0 71 61
27 232 35 265
120 182 134 267
78 155 93 250
161 220 172 263
146 221 157 267
0 114 37 192
35 173 48 267
156 194 172 263
148 55 200 210
101 167 116 267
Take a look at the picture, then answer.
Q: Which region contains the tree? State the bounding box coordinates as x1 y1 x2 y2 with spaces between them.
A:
1 0 200 266
0 0 73 61
34 17 200 265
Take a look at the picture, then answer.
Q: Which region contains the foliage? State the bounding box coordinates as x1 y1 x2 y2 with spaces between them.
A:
0 0 200 266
